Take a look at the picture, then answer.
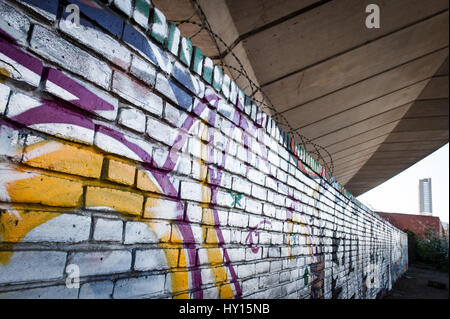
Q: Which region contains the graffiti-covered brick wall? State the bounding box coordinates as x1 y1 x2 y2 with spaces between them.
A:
0 0 407 299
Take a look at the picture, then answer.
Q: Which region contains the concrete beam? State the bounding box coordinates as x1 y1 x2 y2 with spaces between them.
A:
245 1 449 85
282 48 448 129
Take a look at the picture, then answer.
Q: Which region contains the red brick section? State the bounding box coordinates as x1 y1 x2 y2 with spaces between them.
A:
376 212 444 238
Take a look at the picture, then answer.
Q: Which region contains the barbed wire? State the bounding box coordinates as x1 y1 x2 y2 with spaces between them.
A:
171 0 335 175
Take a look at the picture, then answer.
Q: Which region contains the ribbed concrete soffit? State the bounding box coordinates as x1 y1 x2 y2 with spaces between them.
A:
163 0 449 195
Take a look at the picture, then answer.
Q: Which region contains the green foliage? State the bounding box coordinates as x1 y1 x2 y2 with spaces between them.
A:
407 228 449 269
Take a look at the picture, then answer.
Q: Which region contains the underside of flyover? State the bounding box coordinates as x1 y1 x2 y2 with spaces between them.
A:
153 0 449 196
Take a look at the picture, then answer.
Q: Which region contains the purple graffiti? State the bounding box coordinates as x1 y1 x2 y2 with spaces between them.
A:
245 220 272 254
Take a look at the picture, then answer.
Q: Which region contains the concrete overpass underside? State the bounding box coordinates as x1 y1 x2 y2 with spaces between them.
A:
153 0 449 196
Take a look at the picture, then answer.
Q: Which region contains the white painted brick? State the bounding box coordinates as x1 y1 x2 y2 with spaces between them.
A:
270 260 283 273
217 99 236 124
0 1 30 45
118 107 146 133
247 167 265 185
69 250 131 276
180 181 203 202
112 71 163 116
94 218 123 242
0 123 25 160
245 248 261 261
214 190 235 208
226 248 245 263
59 16 131 70
221 74 231 99
146 117 178 145
268 247 281 258
265 176 278 191
260 273 279 288
0 83 10 115
258 231 271 245
251 184 267 201
7 92 94 145
203 209 228 227
173 153 192 175
272 193 286 207
245 198 262 215
30 25 111 89
43 69 119 121
228 212 249 228
155 73 192 111
130 55 157 86
124 221 168 244
248 215 264 229
189 224 204 244
23 213 91 243
229 228 242 244
164 102 189 128
272 220 284 232
133 0 151 28
200 268 215 285
150 8 168 42
134 249 170 271
225 157 241 175
113 274 165 298
151 146 169 168
267 151 280 166
262 203 276 218
0 251 66 284
0 285 78 299
201 286 220 299
197 248 223 266
79 280 114 299
271 233 284 245
219 228 231 243
229 81 238 104
237 263 255 279
94 127 153 162
0 0 410 300
232 177 251 195
255 261 270 274
238 229 253 246
114 0 133 16
242 277 259 296
144 196 183 220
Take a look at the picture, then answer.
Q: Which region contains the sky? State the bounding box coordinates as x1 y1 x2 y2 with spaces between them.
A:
357 143 449 223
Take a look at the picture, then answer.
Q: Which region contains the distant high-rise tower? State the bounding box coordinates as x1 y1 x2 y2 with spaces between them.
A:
419 178 432 215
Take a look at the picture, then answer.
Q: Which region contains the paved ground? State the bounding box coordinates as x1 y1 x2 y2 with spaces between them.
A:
384 264 449 299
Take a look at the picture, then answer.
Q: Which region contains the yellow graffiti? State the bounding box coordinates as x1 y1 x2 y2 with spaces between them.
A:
23 140 103 178
285 217 295 260
136 169 163 193
6 170 83 207
0 210 60 265
0 67 10 82
198 122 234 298
0 120 236 298
85 186 143 216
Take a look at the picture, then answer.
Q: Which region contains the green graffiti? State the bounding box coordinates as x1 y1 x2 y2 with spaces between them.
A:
226 190 243 208
303 267 310 286
135 0 150 16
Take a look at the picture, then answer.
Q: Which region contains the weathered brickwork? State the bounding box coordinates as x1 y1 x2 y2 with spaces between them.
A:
0 0 407 299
